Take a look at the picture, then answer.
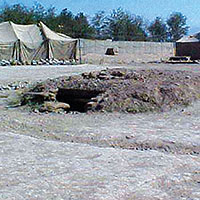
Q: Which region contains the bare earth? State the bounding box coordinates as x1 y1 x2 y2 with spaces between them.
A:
0 63 200 200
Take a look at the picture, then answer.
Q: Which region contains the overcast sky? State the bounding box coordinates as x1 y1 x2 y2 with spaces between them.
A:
1 0 200 33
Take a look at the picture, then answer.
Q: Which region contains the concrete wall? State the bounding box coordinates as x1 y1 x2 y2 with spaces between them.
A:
79 39 174 59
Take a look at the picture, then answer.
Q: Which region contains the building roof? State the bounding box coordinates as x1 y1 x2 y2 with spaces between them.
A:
176 35 200 43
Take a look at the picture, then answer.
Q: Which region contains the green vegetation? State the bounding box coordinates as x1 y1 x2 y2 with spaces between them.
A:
167 12 189 42
0 3 189 41
148 17 168 42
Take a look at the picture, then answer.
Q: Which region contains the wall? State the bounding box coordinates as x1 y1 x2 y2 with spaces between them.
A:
78 39 174 61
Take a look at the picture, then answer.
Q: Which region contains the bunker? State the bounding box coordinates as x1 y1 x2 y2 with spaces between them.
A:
56 88 103 112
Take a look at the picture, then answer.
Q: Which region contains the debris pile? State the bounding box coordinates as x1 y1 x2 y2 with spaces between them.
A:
21 68 200 113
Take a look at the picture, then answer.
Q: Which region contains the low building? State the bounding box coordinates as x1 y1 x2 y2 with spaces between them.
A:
176 33 200 60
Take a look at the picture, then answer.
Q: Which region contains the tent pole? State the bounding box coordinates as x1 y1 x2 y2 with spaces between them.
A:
12 42 16 60
18 39 22 62
46 39 50 60
78 38 82 64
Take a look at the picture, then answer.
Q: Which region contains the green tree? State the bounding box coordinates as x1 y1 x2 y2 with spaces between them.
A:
167 12 189 41
31 2 46 23
43 6 58 31
148 17 167 42
91 11 107 39
106 8 129 40
73 12 95 38
0 4 35 24
127 15 147 41
56 8 75 36
106 8 146 41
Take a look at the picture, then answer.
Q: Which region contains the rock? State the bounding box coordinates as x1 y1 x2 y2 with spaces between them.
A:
25 61 31 65
98 75 110 80
10 60 17 66
88 72 98 79
91 97 98 102
49 88 58 94
31 60 37 65
110 70 125 77
48 93 56 101
82 72 90 78
99 70 107 76
37 61 43 65
85 101 97 110
40 101 70 112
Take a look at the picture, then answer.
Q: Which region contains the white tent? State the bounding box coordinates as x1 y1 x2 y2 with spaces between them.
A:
0 21 77 62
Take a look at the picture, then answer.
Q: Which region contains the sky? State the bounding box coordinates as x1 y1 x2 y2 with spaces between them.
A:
1 0 200 34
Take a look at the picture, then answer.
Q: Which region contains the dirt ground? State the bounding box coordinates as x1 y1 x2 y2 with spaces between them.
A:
0 63 200 200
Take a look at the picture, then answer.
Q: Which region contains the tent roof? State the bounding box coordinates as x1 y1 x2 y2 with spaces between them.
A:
0 21 77 45
11 22 43 48
39 22 77 42
0 22 18 43
0 21 43 48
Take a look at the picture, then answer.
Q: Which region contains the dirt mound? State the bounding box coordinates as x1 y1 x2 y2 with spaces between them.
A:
21 68 200 113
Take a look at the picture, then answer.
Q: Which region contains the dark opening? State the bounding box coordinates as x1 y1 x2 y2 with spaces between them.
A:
56 88 102 112
105 48 115 55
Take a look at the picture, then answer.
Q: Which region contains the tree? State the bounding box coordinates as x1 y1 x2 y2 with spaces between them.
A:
106 8 146 41
43 6 58 31
148 17 167 42
31 2 46 23
127 15 147 41
0 4 35 24
91 11 107 38
73 12 95 38
56 8 75 36
106 8 129 40
167 12 189 42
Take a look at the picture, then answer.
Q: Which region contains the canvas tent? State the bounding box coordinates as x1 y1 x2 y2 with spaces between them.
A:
176 33 200 60
0 21 77 62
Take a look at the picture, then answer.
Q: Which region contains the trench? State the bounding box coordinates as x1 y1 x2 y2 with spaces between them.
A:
56 88 102 112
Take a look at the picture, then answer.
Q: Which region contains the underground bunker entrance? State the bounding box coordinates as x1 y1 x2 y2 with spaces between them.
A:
56 88 103 112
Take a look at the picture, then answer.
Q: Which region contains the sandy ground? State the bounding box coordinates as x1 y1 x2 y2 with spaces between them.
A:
1 62 200 86
0 64 200 200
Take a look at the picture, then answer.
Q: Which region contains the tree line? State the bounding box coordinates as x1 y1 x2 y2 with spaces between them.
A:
0 3 189 42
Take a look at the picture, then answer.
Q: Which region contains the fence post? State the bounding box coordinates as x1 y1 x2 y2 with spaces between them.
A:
78 38 82 64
